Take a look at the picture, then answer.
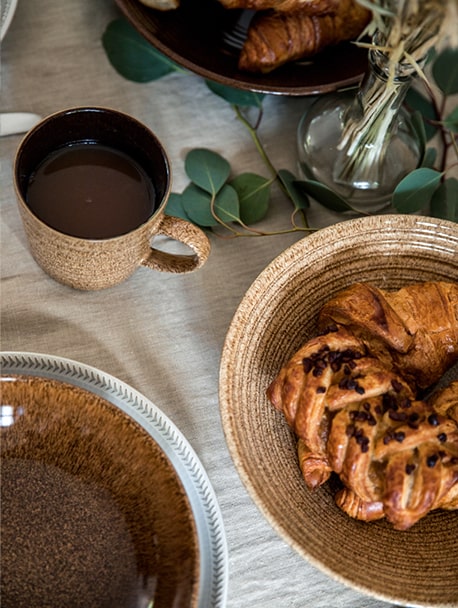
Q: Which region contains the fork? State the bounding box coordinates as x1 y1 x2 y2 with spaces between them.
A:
221 9 255 51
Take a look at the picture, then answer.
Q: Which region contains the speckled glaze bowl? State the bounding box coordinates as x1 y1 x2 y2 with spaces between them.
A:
219 214 458 608
14 107 210 290
0 373 200 608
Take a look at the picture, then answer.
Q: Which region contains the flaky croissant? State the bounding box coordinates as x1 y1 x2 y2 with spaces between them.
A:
218 0 338 14
267 281 458 529
318 281 458 390
238 0 371 73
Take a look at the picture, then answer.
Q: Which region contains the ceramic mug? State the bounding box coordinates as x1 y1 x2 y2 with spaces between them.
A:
14 106 210 290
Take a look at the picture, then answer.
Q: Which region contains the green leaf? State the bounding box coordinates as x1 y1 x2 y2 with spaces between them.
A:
392 168 442 213
102 19 178 82
295 179 353 213
214 184 241 224
180 183 240 227
409 110 426 164
421 147 437 169
205 80 265 108
185 148 231 196
443 106 458 133
278 169 309 212
405 88 437 140
230 173 271 224
180 184 217 227
164 192 191 221
432 47 458 96
430 178 458 222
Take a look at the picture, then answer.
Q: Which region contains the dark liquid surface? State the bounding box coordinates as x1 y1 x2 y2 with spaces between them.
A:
26 143 156 239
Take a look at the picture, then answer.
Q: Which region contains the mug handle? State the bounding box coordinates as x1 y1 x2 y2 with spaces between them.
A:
141 215 211 273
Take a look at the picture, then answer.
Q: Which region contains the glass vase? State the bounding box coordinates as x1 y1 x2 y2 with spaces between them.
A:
297 38 423 213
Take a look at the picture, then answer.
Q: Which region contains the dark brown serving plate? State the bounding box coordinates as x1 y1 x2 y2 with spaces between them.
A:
115 0 368 95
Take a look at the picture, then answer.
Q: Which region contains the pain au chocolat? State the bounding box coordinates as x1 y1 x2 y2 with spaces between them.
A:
267 281 458 530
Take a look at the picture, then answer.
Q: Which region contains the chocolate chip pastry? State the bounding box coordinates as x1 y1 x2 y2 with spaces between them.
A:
267 281 458 530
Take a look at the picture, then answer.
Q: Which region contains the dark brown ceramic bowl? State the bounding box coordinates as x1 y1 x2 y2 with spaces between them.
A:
114 0 368 95
0 363 224 608
220 215 458 608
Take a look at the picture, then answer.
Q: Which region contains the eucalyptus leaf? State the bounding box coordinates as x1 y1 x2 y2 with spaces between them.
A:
392 168 442 213
180 184 219 227
164 192 191 221
278 169 309 212
430 178 458 222
205 80 265 108
432 47 458 96
185 148 231 195
443 106 458 133
102 19 178 82
421 147 437 169
230 173 271 224
409 111 426 164
181 183 240 226
405 88 437 140
295 179 353 213
214 184 241 224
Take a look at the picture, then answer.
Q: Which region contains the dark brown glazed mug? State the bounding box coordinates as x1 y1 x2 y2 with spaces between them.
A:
14 106 211 290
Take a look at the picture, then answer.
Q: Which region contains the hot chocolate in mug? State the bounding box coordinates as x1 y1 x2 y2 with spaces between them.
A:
14 106 210 290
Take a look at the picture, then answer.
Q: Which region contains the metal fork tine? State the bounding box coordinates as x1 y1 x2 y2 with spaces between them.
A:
222 9 255 51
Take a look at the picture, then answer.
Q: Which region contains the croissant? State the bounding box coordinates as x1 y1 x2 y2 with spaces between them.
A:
138 0 179 9
431 380 458 424
267 281 458 529
217 0 338 14
238 0 371 73
318 281 458 390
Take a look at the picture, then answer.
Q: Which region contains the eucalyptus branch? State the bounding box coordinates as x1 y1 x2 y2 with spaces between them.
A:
233 105 289 196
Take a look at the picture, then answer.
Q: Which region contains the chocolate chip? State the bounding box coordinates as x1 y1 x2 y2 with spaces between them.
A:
389 410 407 422
428 414 439 427
427 454 439 468
405 463 416 475
407 412 419 429
437 433 447 443
345 424 355 437
338 377 348 390
316 386 326 394
394 431 405 443
391 379 403 393
382 393 398 412
302 358 313 373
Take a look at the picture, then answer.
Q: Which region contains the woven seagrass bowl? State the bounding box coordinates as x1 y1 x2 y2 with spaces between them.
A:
219 214 458 608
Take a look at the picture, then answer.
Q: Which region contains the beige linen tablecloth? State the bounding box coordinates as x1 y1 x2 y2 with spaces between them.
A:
1 1 401 606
